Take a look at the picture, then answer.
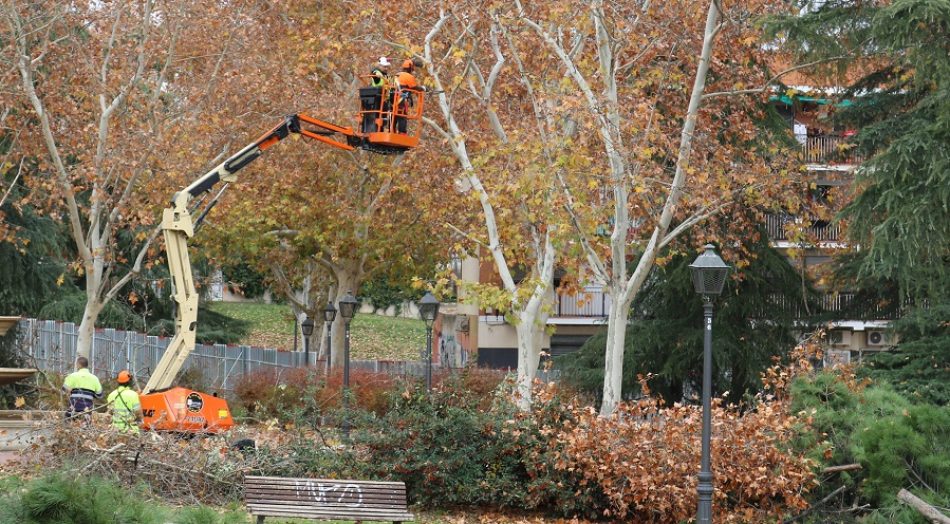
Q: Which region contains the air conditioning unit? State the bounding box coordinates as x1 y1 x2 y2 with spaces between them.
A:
824 349 852 368
828 330 852 347
867 330 892 347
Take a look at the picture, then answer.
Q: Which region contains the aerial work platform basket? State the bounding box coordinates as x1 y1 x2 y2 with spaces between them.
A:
357 80 425 153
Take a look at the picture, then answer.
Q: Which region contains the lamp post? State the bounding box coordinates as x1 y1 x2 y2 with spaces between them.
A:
418 292 440 393
322 302 337 372
689 244 730 524
337 291 358 441
301 317 315 367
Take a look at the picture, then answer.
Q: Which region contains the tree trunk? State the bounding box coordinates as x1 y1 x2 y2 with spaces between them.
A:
329 264 361 369
75 298 104 366
514 306 546 410
600 286 631 416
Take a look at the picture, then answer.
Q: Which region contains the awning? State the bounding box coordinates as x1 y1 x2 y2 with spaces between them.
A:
771 95 853 107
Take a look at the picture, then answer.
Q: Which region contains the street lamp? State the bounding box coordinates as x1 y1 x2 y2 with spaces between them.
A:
301 317 315 367
418 292 440 393
689 244 730 524
322 301 337 371
337 291 358 441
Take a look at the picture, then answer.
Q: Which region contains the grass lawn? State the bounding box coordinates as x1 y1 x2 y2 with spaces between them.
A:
206 302 426 361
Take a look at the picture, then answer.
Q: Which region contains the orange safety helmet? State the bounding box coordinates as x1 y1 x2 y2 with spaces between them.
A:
117 370 133 385
402 59 414 72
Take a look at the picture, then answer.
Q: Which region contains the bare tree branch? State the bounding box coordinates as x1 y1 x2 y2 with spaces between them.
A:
703 55 851 100
0 158 25 208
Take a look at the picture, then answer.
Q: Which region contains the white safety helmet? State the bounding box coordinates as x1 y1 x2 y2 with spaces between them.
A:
378 56 391 68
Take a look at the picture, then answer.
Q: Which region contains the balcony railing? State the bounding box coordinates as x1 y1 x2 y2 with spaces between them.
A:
550 288 899 321
802 135 863 165
766 293 902 321
554 288 611 317
765 213 841 242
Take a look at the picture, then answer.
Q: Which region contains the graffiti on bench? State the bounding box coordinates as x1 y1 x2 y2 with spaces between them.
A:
293 480 364 507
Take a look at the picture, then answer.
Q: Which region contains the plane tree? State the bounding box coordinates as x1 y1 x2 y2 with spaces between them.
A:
0 0 271 361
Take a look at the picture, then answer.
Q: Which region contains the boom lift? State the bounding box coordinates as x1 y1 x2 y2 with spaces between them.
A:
140 84 425 433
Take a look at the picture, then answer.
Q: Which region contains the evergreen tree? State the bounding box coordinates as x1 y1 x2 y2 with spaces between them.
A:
556 233 817 404
0 184 75 316
771 0 950 404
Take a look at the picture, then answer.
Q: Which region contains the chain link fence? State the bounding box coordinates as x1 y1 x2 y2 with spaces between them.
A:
16 319 430 393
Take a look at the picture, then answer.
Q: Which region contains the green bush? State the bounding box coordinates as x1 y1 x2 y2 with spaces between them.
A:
0 472 165 524
790 371 950 522
345 382 595 517
0 472 249 524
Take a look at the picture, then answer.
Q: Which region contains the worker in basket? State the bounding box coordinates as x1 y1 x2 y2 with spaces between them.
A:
107 370 142 433
361 57 392 133
394 58 425 134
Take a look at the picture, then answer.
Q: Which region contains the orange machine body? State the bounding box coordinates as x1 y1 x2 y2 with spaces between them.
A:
140 387 234 434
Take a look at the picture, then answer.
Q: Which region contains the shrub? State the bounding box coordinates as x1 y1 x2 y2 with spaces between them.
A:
548 393 816 522
790 368 950 520
0 472 252 524
350 382 569 511
0 472 166 524
233 367 405 423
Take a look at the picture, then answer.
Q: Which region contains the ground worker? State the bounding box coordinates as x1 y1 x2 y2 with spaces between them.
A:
106 370 141 433
62 356 102 423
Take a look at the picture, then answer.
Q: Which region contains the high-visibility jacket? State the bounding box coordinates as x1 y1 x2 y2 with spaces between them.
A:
107 386 141 433
63 368 103 402
395 71 418 90
370 67 389 87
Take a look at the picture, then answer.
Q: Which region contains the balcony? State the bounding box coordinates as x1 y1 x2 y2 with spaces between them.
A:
554 287 611 317
551 289 899 321
766 293 902 321
765 213 841 243
802 135 863 165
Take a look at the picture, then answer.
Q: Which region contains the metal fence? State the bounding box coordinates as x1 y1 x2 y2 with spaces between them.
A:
16 319 430 393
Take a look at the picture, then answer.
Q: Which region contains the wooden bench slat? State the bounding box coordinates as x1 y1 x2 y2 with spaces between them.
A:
245 497 407 510
245 489 406 500
244 486 406 499
247 503 413 515
248 504 414 520
245 476 404 487
245 491 405 501
245 481 405 490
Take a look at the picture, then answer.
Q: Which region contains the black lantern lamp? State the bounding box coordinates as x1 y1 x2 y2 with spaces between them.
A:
301 317 315 367
689 244 730 298
688 244 730 524
322 301 337 323
338 292 358 321
418 292 441 392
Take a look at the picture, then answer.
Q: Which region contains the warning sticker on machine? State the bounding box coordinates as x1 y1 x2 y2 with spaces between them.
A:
186 392 203 412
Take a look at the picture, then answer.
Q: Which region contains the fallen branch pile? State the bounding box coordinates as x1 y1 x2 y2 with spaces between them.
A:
10 420 308 505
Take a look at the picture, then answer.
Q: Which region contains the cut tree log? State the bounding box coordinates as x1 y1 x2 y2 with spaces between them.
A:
898 489 950 524
822 463 862 474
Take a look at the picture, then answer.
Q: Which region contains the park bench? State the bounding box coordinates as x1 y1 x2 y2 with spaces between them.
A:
244 475 414 523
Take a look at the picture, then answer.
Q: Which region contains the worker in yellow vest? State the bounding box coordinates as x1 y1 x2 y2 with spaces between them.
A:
107 370 141 433
62 356 103 423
